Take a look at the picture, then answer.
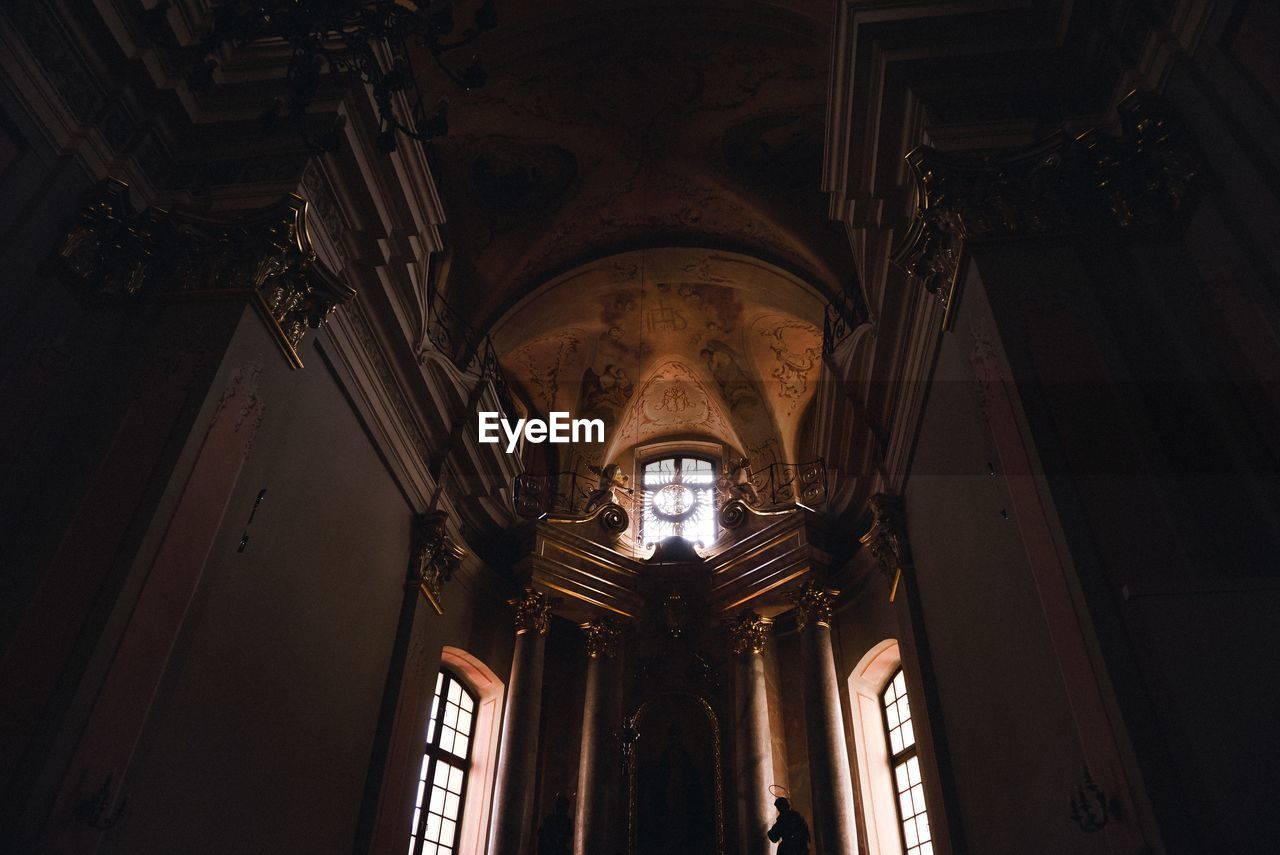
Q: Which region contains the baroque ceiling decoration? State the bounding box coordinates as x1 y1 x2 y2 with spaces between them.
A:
492 248 824 473
424 4 854 334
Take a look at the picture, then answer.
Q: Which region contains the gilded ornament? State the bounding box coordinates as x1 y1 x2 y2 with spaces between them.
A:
728 610 773 655
790 581 837 630
510 586 552 636
46 179 355 368
581 618 623 659
412 510 465 615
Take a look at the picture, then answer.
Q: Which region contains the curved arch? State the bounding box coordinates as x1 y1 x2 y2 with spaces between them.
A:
625 692 726 855
440 647 505 855
848 639 904 855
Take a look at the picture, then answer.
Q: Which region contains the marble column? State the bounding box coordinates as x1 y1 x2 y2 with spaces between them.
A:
573 618 622 855
793 581 858 855
730 610 776 855
487 587 551 855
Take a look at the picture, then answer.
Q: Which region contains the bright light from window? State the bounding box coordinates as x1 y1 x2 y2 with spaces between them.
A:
882 668 932 855
640 456 717 548
409 670 476 855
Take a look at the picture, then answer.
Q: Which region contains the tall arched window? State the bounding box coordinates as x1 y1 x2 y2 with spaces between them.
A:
409 669 477 855
881 667 933 855
640 455 717 547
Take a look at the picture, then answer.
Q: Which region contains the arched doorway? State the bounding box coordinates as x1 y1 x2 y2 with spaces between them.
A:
627 692 726 855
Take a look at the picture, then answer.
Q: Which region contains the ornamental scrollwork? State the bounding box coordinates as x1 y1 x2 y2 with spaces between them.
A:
892 93 1208 317
581 618 623 659
509 586 552 636
728 610 773 655
859 493 912 582
790 581 837 630
47 179 355 368
412 510 465 614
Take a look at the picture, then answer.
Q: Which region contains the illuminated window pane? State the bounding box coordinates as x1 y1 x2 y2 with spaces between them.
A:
641 456 718 548
408 669 477 855
882 667 933 855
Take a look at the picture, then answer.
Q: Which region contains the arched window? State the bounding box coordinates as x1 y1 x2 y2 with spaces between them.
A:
409 668 477 855
640 455 717 547
881 668 933 855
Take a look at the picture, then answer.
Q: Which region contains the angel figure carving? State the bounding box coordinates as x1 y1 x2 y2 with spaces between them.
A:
718 456 760 507
584 463 630 513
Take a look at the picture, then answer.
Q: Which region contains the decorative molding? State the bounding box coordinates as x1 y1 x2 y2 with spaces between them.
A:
509 586 551 636
727 610 773 655
891 92 1208 328
790 580 837 630
858 493 912 601
46 179 356 368
412 510 466 615
581 618 622 659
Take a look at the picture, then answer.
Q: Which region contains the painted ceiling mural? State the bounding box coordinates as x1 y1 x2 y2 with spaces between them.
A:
493 248 825 475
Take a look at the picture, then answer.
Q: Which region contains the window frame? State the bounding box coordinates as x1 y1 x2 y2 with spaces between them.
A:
638 453 720 548
409 667 479 855
880 667 932 855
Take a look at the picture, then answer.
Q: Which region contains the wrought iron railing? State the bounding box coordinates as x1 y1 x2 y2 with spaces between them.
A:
424 291 516 417
823 287 865 356
513 470 638 520
515 458 827 523
746 458 828 507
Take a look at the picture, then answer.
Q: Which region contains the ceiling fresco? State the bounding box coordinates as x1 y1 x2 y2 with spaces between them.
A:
491 248 825 472
423 2 854 332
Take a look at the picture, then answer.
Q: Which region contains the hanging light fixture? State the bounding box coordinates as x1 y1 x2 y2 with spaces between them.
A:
140 0 498 153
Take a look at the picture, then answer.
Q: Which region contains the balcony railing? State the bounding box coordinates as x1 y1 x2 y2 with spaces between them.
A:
425 291 516 417
514 458 827 523
823 287 866 356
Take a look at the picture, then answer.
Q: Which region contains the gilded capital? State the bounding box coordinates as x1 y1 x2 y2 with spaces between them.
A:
411 510 465 615
509 586 552 636
791 581 837 630
859 493 911 582
728 610 773 655
47 180 355 368
892 93 1206 324
581 618 622 659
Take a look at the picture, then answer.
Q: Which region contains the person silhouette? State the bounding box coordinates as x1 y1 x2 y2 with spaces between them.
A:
766 797 810 855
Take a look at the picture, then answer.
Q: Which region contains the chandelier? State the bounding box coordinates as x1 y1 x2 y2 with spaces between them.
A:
140 0 497 153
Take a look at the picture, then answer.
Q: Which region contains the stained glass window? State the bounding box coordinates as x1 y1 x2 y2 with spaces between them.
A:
408 669 476 855
640 456 717 548
881 668 932 855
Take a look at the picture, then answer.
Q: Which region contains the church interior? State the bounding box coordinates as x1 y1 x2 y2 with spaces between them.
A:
2 0 1278 853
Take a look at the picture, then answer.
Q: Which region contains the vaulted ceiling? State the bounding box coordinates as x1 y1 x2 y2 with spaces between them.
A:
420 1 850 466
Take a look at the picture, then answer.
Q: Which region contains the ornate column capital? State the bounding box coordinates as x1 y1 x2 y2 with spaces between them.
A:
859 493 911 578
892 92 1207 324
411 510 465 615
728 610 773 655
580 618 622 659
509 586 552 636
791 581 838 630
47 180 355 368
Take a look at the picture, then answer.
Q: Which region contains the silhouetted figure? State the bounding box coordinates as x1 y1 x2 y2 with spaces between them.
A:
767 797 810 855
537 793 573 855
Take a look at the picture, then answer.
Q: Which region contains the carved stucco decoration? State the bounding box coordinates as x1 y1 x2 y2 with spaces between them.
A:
728 610 773 655
859 493 912 602
790 580 837 630
892 92 1208 327
412 510 466 615
48 179 355 368
492 248 827 468
509 586 552 636
581 617 623 659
